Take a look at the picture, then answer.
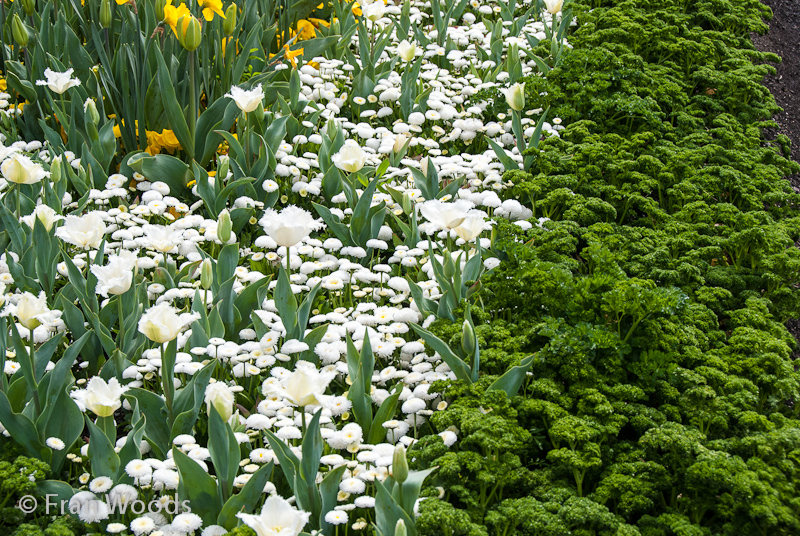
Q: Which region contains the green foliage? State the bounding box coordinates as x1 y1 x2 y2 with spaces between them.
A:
418 0 800 535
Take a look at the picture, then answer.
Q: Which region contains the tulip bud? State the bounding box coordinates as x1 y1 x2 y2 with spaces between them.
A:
397 40 416 62
544 0 564 14
178 15 202 51
443 253 456 279
155 0 166 21
395 520 407 536
84 98 100 125
503 82 525 112
200 258 214 289
392 444 409 484
217 155 229 183
100 0 112 28
205 382 234 423
401 191 413 215
21 0 34 17
421 156 430 177
12 15 29 48
393 133 409 155
223 3 237 36
217 209 232 244
461 319 476 356
50 155 63 183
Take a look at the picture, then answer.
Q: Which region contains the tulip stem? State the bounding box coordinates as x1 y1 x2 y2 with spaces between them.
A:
28 332 40 415
15 184 21 220
117 295 125 345
188 51 197 142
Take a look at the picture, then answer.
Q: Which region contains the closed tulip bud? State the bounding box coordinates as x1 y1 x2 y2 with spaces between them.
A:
205 382 234 423
223 3 237 36
200 258 214 290
155 0 166 21
397 40 416 62
21 0 34 17
401 191 413 215
502 83 525 112
12 15 29 48
461 319 476 356
443 253 456 279
544 0 564 14
217 209 232 244
217 155 229 182
395 520 407 536
178 15 202 51
84 98 100 125
392 444 409 484
393 133 409 155
50 155 63 183
100 0 112 28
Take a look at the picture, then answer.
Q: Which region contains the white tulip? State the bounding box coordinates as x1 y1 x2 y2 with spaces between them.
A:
397 40 416 62
453 215 489 242
2 291 53 330
263 360 336 408
205 382 235 422
1 153 49 185
361 0 385 21
55 212 107 248
90 250 137 297
331 139 367 173
137 303 198 344
84 377 129 417
224 84 265 114
35 68 81 94
501 83 525 112
419 199 484 231
544 0 563 14
259 205 324 248
236 495 311 536
142 224 184 253
20 204 64 231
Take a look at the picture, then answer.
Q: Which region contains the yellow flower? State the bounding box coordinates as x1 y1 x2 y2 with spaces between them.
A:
284 45 304 69
221 37 239 55
158 129 181 153
163 0 191 35
308 17 330 28
115 0 129 5
0 77 7 92
198 0 225 21
294 19 317 41
352 2 362 16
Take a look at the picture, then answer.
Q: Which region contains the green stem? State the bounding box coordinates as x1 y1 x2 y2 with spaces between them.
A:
15 184 21 220
188 51 197 142
29 333 40 414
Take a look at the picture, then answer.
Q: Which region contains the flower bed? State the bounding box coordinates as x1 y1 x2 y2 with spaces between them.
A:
0 0 798 535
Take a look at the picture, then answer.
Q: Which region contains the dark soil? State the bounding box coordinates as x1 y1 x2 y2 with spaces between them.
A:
750 0 800 354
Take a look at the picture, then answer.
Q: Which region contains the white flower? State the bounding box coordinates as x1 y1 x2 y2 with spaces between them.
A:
2 291 54 330
324 511 349 525
138 303 198 344
397 40 417 62
84 377 129 417
36 68 81 94
225 84 265 113
46 437 65 450
259 206 324 248
1 153 49 184
331 140 367 173
20 204 63 231
172 512 204 533
360 0 385 21
205 382 235 422
236 495 311 536
262 360 336 408
418 199 483 231
130 516 156 536
89 476 114 493
55 212 107 248
544 0 563 14
453 215 488 242
501 83 525 112
90 250 137 297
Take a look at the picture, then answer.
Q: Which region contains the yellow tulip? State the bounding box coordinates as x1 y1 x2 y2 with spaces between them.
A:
198 0 225 21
